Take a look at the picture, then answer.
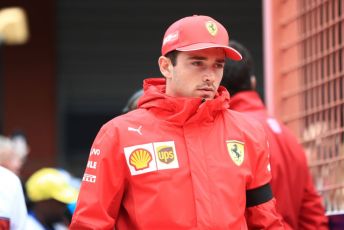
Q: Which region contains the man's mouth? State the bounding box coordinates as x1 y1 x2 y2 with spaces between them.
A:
197 87 214 92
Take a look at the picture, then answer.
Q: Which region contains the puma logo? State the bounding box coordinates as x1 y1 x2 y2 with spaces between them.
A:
128 125 142 135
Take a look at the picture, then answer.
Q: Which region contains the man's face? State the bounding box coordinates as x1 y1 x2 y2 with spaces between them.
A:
163 48 225 99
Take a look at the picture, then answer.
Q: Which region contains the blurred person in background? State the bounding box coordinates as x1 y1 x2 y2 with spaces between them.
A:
71 15 285 229
122 89 143 114
0 135 13 167
25 167 79 230
56 168 81 226
0 164 27 230
222 40 328 229
10 131 30 174
0 132 29 175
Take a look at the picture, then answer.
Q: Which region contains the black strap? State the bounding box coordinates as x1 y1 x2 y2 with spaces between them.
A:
246 183 273 207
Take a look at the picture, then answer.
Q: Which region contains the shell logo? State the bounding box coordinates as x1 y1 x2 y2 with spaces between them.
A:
129 148 152 170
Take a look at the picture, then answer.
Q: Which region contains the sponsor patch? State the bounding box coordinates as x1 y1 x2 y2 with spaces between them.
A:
153 141 179 170
124 143 157 175
163 31 179 45
124 141 179 175
226 140 245 166
128 125 142 135
83 173 96 183
87 160 97 169
205 21 218 36
129 148 153 170
90 148 101 156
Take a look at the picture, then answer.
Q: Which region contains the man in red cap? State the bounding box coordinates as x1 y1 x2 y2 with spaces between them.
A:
70 15 285 229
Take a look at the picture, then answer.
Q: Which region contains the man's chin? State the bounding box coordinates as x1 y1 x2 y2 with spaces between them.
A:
199 93 215 100
195 91 215 100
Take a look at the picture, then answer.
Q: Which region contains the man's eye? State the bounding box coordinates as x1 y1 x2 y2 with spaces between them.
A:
192 61 202 66
215 63 224 68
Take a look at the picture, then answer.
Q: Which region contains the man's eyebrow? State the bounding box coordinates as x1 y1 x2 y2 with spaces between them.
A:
187 56 207 60
187 56 225 63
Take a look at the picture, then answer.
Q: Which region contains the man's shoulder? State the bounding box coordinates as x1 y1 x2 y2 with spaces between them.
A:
0 166 20 185
98 109 151 134
0 166 23 210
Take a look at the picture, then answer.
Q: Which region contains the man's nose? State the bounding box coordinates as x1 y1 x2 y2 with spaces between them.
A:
203 68 216 82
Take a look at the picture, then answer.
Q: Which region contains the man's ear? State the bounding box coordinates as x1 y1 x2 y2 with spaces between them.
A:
158 56 173 79
250 75 257 90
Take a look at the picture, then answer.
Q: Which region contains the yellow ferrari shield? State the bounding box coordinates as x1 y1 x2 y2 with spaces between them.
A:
226 140 245 166
205 21 218 36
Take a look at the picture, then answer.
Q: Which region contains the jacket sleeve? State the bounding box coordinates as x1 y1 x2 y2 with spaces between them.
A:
298 170 329 229
70 123 126 229
245 198 286 229
281 127 329 229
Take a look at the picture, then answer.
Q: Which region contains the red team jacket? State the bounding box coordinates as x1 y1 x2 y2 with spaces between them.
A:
230 91 328 230
70 78 285 229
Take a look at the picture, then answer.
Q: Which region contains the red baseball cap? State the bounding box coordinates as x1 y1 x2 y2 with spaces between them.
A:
161 15 242 61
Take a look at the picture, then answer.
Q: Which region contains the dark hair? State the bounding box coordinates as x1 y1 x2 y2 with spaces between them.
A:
165 50 180 66
122 89 143 113
221 41 255 96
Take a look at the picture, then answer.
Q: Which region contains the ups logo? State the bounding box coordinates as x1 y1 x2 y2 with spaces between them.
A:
157 146 174 164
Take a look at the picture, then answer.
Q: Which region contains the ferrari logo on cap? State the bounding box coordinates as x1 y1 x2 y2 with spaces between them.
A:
226 140 245 166
205 21 218 36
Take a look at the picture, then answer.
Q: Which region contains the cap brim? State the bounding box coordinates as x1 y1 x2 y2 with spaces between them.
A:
52 186 79 204
176 43 242 61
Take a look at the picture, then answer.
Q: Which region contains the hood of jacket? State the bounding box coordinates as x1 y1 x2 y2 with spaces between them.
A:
137 78 230 125
230 90 266 113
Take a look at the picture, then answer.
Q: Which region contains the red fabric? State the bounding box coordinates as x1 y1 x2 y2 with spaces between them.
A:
161 16 241 60
70 79 284 229
246 198 288 229
230 91 329 230
0 218 10 230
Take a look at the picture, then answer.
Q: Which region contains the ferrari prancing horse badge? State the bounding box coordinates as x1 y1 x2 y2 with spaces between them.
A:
226 140 245 166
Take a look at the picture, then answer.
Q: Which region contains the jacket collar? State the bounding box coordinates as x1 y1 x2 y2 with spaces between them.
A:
138 78 230 125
